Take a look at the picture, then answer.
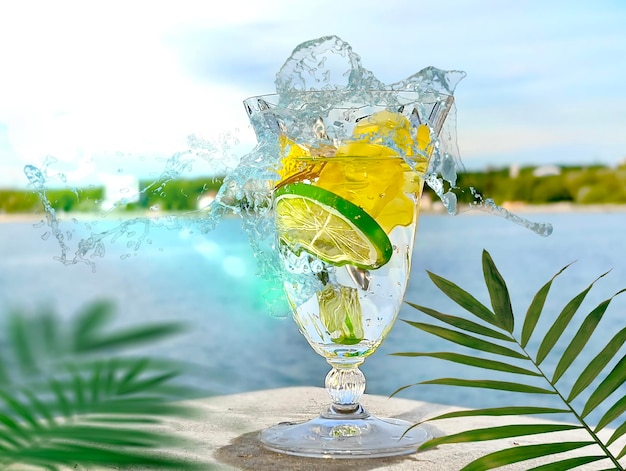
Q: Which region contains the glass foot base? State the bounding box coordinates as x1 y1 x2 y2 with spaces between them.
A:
259 406 431 458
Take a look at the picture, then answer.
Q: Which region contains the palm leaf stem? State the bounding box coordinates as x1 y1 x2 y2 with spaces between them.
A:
406 253 625 469
516 341 624 469
407 324 623 468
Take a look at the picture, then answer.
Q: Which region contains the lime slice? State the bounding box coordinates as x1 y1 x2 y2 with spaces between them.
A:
275 183 392 269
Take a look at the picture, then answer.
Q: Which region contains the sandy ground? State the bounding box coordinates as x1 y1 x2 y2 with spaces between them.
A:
90 387 626 471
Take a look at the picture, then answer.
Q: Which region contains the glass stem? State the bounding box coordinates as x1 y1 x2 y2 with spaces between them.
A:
324 363 366 414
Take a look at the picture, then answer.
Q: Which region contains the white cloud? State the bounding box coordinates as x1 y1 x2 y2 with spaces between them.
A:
0 1 264 185
1 0 625 187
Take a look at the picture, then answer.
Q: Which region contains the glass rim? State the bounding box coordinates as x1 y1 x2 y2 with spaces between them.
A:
243 89 453 102
243 91 455 135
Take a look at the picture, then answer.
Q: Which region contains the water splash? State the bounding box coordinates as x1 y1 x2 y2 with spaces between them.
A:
25 162 181 272
466 189 553 236
209 35 552 247
26 35 552 311
275 35 385 94
273 36 551 236
24 146 223 272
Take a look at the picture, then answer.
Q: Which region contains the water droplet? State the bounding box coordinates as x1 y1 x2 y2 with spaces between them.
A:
24 165 46 187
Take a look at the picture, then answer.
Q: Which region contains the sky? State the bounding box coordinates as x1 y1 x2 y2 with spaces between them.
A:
1 0 625 188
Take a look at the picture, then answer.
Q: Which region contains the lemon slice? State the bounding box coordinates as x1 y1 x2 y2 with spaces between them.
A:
275 183 393 269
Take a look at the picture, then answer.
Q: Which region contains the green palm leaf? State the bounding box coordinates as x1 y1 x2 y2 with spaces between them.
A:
460 442 594 471
552 288 626 384
0 390 40 429
8 313 38 374
420 423 583 450
405 303 513 341
426 406 569 420
419 378 555 395
568 327 626 401
391 351 541 376
399 250 626 470
21 389 56 427
595 395 626 432
426 271 498 326
520 262 573 348
418 406 569 424
607 420 626 447
401 321 525 359
73 300 114 346
581 355 626 419
482 250 514 333
535 270 610 365
526 455 607 471
0 302 211 470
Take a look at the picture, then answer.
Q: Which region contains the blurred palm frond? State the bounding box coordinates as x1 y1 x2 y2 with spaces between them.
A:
0 300 210 470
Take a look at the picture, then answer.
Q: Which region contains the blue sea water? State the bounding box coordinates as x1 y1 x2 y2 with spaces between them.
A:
0 211 624 423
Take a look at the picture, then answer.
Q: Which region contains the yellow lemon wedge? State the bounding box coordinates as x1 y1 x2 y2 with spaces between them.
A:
352 110 414 154
275 110 431 237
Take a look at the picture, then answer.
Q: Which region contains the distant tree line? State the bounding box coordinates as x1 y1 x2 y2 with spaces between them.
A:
427 163 626 205
0 177 224 214
0 187 104 213
2 164 625 214
127 177 225 212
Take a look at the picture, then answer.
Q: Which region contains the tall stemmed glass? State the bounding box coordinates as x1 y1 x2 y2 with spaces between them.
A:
244 90 453 458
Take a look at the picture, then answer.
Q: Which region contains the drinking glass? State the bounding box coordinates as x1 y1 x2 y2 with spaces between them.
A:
243 90 453 458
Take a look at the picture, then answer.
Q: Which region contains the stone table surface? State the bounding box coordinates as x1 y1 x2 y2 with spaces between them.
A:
129 386 620 470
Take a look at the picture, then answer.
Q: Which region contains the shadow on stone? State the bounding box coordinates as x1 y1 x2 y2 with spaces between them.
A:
214 429 437 471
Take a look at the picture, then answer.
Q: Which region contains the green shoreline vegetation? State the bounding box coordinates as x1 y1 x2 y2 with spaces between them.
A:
449 162 626 206
1 163 625 214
